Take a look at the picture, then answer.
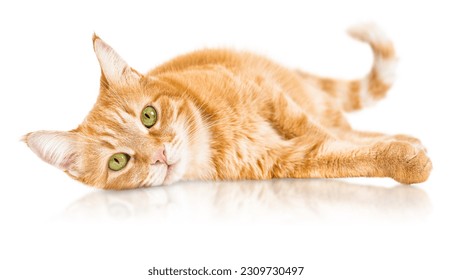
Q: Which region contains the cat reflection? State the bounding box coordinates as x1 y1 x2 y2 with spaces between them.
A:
64 179 430 223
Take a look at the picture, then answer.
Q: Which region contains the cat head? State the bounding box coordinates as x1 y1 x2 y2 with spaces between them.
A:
24 35 209 189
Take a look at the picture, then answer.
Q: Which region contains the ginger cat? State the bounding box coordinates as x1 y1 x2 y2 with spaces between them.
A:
24 23 432 190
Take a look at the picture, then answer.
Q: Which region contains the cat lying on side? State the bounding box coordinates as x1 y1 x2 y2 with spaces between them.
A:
24 23 431 190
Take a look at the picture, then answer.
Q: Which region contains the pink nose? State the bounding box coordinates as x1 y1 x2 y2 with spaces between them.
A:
151 147 167 165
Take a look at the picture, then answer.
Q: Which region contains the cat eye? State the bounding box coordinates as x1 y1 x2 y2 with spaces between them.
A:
141 106 157 128
108 153 130 171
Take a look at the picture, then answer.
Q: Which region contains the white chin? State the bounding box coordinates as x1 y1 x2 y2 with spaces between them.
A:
162 172 178 185
163 163 183 185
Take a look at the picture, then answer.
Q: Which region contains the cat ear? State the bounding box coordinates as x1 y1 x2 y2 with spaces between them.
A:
92 34 142 86
24 130 81 177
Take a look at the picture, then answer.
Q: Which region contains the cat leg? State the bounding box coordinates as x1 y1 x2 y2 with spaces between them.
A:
266 92 341 140
266 93 431 183
333 129 427 152
272 135 432 184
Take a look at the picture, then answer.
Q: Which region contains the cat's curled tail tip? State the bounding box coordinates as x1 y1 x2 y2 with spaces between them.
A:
347 23 397 108
347 22 392 46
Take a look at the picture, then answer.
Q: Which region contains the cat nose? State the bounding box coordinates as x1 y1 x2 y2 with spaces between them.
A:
151 147 167 165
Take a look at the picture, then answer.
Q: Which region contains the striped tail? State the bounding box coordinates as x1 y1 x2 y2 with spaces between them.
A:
299 23 398 112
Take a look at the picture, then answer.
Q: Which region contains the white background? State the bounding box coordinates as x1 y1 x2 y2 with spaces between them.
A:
1 0 451 279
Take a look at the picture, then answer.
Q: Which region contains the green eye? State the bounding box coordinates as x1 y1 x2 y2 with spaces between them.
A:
108 153 130 171
141 106 157 128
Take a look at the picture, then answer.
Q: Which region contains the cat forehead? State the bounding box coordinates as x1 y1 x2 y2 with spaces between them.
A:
78 99 170 138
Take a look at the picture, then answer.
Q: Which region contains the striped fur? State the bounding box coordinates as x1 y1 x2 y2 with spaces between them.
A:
24 23 431 189
299 22 397 111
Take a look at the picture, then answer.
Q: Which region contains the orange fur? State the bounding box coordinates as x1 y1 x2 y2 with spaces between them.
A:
24 23 431 190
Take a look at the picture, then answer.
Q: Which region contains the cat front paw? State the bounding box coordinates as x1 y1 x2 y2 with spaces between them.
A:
377 141 432 184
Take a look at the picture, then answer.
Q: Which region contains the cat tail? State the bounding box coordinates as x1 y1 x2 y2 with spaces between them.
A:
298 23 397 112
